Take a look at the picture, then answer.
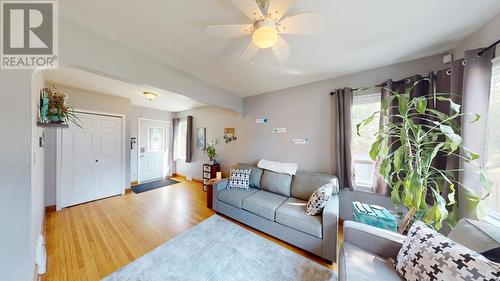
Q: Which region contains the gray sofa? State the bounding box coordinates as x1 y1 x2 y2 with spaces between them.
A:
339 219 500 281
213 163 340 262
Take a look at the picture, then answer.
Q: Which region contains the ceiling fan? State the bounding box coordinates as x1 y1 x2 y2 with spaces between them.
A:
205 0 326 63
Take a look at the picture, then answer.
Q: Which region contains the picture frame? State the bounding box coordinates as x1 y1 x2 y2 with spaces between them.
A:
196 127 206 150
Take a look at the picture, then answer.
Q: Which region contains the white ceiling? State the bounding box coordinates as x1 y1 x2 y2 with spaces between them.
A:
59 0 500 97
43 68 206 112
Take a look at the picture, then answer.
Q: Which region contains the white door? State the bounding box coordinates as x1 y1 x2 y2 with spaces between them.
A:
61 113 123 207
138 119 171 183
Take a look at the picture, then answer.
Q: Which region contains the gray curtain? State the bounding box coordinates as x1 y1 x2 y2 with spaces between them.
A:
186 115 193 163
372 76 427 195
331 88 354 189
459 48 495 219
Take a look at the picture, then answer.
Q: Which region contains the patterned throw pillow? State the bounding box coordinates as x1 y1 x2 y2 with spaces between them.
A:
227 169 251 190
396 221 500 281
305 183 334 216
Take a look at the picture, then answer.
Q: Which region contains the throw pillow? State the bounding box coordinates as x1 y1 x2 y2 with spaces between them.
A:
227 169 251 190
396 221 500 281
305 183 334 216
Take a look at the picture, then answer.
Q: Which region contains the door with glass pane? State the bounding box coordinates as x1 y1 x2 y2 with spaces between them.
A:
138 119 171 183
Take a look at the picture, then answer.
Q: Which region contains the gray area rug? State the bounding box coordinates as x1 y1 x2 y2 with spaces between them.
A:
102 215 336 281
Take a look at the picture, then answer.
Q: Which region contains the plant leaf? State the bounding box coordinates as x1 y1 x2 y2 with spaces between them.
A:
393 146 405 171
381 95 396 111
398 94 410 116
416 97 427 114
391 182 401 206
436 96 461 113
369 137 382 161
424 188 448 230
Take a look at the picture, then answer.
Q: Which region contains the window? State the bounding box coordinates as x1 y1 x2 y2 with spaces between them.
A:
147 126 165 152
351 92 381 191
484 57 500 213
173 119 187 161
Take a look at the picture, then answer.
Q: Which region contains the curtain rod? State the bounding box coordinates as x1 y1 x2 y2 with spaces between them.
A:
478 38 500 57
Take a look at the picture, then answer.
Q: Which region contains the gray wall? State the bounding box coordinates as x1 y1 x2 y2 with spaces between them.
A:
130 105 175 182
453 12 500 58
176 54 447 179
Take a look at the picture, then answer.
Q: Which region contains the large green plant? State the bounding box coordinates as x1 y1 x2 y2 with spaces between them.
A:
357 80 491 233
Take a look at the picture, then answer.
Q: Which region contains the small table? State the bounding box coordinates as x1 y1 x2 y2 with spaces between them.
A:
203 163 220 209
352 201 397 232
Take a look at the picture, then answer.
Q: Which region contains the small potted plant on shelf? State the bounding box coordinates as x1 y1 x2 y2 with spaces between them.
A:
203 144 217 165
39 86 81 127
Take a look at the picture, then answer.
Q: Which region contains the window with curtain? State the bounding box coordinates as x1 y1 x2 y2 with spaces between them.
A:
174 118 187 161
484 57 500 214
351 92 381 191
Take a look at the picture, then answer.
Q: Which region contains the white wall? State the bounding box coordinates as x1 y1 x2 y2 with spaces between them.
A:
130 105 175 182
30 71 46 278
0 70 33 281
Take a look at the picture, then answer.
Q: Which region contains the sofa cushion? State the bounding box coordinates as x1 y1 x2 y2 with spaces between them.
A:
291 171 338 201
260 170 292 197
242 190 287 221
339 243 403 281
447 218 500 253
218 188 258 209
236 163 263 189
276 198 323 238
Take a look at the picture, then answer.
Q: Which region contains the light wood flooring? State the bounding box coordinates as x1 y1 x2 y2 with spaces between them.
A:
43 177 338 281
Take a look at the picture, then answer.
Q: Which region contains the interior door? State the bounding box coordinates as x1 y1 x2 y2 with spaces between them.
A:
138 119 170 183
61 112 123 207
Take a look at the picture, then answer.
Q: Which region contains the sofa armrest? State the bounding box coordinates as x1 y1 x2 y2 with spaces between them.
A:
214 178 229 192
322 195 339 262
343 220 405 259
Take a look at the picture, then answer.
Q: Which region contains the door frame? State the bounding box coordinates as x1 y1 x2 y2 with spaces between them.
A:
137 118 172 184
56 109 127 211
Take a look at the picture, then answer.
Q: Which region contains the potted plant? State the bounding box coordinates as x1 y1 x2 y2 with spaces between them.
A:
203 144 217 164
41 87 81 127
357 79 491 233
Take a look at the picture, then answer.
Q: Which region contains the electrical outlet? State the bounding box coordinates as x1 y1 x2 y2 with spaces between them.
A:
272 128 286 134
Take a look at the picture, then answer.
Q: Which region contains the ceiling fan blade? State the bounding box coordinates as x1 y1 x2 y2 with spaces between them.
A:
239 41 260 61
205 24 253 38
230 0 264 21
266 0 295 22
278 12 326 34
271 36 290 63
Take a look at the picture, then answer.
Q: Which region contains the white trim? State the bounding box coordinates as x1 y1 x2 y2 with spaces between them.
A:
56 109 127 211
137 118 172 183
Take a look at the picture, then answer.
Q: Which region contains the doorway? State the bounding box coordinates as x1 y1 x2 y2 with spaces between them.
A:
137 118 172 183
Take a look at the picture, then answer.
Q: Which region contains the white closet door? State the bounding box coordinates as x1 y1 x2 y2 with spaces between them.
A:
61 113 122 208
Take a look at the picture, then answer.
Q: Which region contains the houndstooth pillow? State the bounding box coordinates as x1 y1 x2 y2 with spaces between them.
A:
305 183 334 215
227 169 251 190
396 221 500 281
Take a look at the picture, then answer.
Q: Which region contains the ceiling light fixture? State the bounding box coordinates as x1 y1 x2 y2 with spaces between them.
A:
252 19 278 48
143 91 158 101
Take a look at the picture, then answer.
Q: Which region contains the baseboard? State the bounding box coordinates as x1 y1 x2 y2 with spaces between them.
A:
174 173 203 183
45 205 56 212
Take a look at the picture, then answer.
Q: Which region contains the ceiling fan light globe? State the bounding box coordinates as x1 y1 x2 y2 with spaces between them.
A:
252 19 278 48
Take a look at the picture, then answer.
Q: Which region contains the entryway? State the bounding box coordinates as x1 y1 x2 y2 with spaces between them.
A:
137 118 172 183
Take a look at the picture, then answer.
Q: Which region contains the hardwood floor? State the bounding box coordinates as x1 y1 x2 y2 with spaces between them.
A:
43 177 338 281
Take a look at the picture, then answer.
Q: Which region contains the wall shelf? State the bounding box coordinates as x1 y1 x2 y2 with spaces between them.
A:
37 122 69 128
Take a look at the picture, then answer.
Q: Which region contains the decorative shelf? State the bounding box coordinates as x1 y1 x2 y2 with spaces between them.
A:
37 122 69 128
